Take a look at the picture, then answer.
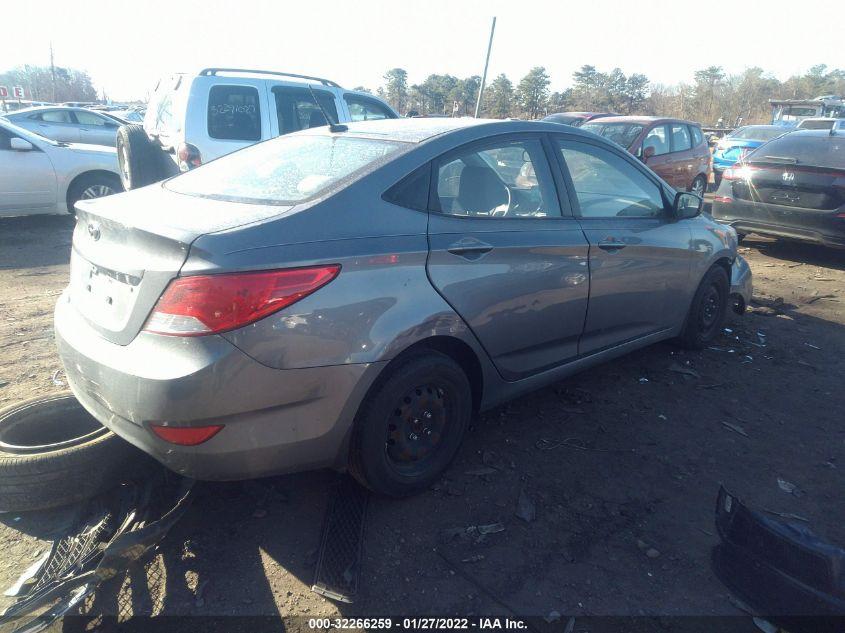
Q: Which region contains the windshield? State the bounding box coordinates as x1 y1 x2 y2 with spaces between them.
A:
729 126 784 142
165 133 406 204
749 134 844 170
581 122 644 148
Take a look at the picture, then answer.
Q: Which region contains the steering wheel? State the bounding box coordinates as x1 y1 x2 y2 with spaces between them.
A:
490 183 512 217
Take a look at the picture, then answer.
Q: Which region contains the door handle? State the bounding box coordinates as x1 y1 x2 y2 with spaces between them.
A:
597 239 627 252
447 238 493 260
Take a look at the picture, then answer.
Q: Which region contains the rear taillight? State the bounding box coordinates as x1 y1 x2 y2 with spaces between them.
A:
143 265 341 336
150 424 223 445
722 165 756 181
177 142 202 171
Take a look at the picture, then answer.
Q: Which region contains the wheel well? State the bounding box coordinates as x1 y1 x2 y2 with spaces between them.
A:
713 257 732 282
65 170 121 211
386 337 484 413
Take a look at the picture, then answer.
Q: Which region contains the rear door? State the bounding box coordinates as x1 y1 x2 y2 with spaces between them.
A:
30 109 81 143
669 122 695 190
641 123 675 186
554 137 691 355
426 134 590 379
199 81 269 162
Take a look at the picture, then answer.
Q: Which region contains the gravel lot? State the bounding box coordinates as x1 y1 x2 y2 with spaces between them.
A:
1 210 843 623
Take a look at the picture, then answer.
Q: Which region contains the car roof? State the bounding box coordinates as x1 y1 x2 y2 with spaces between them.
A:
6 105 86 116
586 115 699 126
297 117 598 144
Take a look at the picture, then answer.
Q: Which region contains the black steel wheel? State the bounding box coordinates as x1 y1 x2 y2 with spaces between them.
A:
350 351 471 497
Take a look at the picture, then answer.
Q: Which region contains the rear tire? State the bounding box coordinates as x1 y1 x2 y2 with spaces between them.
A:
349 351 471 497
116 124 167 190
0 394 158 512
678 266 729 350
66 173 122 214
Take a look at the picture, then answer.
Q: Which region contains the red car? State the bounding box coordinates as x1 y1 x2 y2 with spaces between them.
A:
581 116 712 196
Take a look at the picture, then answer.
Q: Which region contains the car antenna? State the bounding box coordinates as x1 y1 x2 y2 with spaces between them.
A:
308 85 347 133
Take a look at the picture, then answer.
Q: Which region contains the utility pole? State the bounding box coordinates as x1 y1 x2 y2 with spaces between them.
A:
49 42 57 103
474 16 496 118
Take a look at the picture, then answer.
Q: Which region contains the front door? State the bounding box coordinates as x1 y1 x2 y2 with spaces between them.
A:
0 129 56 212
555 137 692 355
426 135 590 380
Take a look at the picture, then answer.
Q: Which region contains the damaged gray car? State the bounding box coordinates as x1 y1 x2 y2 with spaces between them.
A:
54 118 752 497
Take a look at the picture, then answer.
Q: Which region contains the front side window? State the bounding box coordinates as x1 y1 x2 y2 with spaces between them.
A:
433 138 560 218
74 110 108 126
344 95 395 122
208 85 261 141
558 141 665 218
671 124 692 151
273 87 339 135
166 134 404 205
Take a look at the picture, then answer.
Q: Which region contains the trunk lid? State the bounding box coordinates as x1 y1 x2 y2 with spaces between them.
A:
731 162 845 211
69 184 294 345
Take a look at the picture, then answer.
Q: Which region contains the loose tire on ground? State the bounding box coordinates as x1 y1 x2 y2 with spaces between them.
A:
0 394 158 513
349 351 472 497
116 124 167 190
66 172 122 214
678 266 729 350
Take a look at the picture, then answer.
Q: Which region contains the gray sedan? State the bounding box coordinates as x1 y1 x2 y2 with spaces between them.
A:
55 118 752 496
3 106 122 147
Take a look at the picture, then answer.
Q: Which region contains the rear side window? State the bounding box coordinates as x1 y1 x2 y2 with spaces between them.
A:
671 124 692 152
273 87 338 135
344 95 395 122
74 110 109 126
166 134 404 204
690 125 704 147
36 110 73 123
208 85 261 141
749 135 844 170
383 164 430 211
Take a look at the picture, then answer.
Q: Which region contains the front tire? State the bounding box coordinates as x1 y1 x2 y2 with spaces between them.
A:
678 266 729 349
349 351 471 497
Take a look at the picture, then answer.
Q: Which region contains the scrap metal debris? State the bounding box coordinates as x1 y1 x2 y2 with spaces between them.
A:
0 475 193 632
721 421 749 438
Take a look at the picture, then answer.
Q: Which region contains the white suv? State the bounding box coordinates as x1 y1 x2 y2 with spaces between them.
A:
117 68 399 190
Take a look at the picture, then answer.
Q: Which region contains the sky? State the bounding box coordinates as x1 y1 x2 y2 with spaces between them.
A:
0 0 838 101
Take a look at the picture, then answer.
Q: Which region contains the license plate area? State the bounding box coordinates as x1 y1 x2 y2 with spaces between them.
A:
70 250 141 332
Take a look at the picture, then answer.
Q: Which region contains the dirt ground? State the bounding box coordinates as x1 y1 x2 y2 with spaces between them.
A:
0 208 843 623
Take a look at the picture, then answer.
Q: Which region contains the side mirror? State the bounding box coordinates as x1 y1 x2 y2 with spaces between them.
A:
674 191 702 220
642 145 656 162
10 137 34 151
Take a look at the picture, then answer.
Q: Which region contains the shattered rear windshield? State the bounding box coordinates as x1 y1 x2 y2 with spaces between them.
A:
165 134 405 205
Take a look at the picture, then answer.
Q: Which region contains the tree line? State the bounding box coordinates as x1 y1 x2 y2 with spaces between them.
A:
371 64 845 126
0 65 98 103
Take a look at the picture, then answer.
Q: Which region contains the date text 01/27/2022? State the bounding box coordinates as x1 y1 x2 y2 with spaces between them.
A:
307 618 530 630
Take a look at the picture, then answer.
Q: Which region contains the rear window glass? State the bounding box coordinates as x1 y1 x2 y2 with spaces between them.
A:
581 122 644 149
730 126 784 141
749 134 844 170
208 85 261 141
165 134 405 204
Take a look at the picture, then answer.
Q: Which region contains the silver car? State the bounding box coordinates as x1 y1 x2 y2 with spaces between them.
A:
0 119 122 216
55 118 752 496
3 106 122 147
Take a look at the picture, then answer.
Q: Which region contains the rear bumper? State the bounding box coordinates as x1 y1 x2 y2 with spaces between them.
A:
730 255 753 313
713 200 845 249
54 291 384 480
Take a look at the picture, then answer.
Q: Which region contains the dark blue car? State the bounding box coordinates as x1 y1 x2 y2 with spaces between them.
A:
712 125 785 183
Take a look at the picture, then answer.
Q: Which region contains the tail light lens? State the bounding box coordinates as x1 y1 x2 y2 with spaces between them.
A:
177 142 202 171
722 165 756 181
150 424 223 445
144 265 341 336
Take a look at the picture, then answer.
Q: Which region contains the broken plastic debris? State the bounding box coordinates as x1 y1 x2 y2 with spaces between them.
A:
776 478 796 494
638 377 649 383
